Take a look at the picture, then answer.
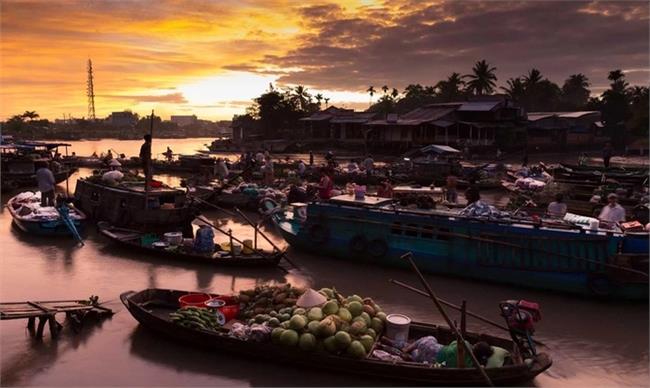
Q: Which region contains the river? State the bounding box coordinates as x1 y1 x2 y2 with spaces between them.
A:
1 139 648 386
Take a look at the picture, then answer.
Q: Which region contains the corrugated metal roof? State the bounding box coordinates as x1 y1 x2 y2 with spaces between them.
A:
330 112 376 124
527 113 557 122
368 106 456 126
558 111 600 119
457 100 501 112
431 120 455 128
420 144 461 154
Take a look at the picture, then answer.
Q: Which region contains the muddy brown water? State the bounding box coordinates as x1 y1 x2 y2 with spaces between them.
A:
1 139 648 386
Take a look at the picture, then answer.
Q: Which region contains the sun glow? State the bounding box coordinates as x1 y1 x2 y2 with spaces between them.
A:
178 72 279 106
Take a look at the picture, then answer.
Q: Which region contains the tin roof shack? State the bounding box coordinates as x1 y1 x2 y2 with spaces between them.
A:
527 111 603 149
298 106 353 139
365 96 525 152
330 112 379 143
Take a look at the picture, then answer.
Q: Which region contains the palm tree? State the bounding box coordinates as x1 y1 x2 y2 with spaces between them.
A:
315 93 323 107
366 86 376 106
463 60 497 96
500 77 525 102
435 72 465 102
381 85 389 95
561 74 590 109
292 85 311 111
523 69 543 89
22 111 39 121
324 97 330 107
608 69 628 93
391 88 399 99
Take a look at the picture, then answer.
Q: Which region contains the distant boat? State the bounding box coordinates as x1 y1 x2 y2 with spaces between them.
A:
7 192 87 237
0 141 76 191
268 195 649 300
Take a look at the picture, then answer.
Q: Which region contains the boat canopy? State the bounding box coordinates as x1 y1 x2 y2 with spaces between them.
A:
420 144 461 155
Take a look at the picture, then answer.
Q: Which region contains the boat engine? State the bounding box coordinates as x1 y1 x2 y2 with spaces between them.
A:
499 299 541 356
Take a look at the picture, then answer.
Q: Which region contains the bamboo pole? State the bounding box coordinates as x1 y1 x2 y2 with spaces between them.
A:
233 207 301 270
402 252 493 386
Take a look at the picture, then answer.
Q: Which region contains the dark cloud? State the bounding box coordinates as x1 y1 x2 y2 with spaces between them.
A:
252 1 650 92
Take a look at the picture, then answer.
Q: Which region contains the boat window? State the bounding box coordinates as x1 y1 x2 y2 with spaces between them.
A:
421 225 434 238
390 222 402 235
405 224 419 237
437 227 450 240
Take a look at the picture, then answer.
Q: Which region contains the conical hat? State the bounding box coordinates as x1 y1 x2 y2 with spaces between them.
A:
296 288 327 308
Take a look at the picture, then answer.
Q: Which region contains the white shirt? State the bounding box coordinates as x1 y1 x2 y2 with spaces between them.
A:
599 203 626 223
547 202 567 218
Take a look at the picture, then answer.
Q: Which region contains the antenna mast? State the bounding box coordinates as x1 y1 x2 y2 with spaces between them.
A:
87 59 96 120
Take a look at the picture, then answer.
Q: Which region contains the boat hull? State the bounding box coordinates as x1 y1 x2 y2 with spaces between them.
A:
121 288 551 386
11 217 85 237
274 203 648 300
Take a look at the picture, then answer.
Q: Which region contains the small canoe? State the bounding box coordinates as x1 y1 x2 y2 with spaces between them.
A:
7 194 86 237
121 288 552 386
98 223 282 267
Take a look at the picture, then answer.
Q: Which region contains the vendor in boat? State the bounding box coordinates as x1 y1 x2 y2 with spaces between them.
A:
215 158 229 180
460 187 498 217
102 160 124 185
262 158 275 185
377 179 393 198
547 193 568 218
297 159 306 178
598 193 626 228
163 146 173 162
347 159 359 173
35 161 56 207
139 134 152 180
363 154 375 177
316 169 334 200
194 224 215 253
445 174 458 203
602 142 613 168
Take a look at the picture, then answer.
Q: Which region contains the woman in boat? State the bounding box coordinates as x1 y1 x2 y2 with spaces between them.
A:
316 169 334 200
460 187 498 217
193 224 215 254
377 180 393 198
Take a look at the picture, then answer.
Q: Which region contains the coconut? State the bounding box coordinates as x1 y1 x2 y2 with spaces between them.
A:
322 300 339 315
359 335 375 352
296 288 327 308
318 288 335 299
346 295 363 304
370 317 383 333
278 313 291 322
271 327 285 344
268 317 280 327
366 328 377 339
347 340 367 359
349 320 367 336
299 333 317 352
279 329 299 346
360 312 371 326
347 301 364 317
307 307 323 321
280 321 291 329
375 311 387 322
318 316 337 337
337 307 352 322
334 331 352 349
323 336 339 353
307 320 320 334
289 314 307 330
363 304 376 317
293 308 306 316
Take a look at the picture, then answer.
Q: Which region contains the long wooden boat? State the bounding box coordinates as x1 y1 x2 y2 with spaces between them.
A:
121 288 552 386
7 195 87 237
1 141 77 191
74 178 197 230
98 223 282 267
268 195 649 300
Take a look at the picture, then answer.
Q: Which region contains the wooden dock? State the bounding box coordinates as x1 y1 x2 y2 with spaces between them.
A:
0 298 113 339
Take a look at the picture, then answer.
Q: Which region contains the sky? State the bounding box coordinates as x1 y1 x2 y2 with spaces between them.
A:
1 0 648 121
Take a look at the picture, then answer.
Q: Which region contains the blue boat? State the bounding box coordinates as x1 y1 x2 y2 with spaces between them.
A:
268 195 649 300
7 194 87 237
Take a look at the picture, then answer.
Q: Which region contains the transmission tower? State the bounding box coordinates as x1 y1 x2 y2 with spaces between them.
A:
87 59 96 120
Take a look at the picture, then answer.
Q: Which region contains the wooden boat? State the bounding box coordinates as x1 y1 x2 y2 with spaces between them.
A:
98 223 282 267
269 195 649 300
7 194 87 237
1 141 77 191
121 288 552 386
74 177 197 230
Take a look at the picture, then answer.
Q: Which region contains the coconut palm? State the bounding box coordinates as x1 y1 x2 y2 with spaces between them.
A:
435 72 465 102
324 97 330 107
523 69 543 90
22 111 39 121
292 85 311 111
561 74 590 109
463 60 497 95
391 88 399 99
608 69 628 93
381 85 389 95
366 86 376 106
500 77 525 102
315 93 323 107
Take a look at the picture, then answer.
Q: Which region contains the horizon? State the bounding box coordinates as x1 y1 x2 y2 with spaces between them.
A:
1 0 648 122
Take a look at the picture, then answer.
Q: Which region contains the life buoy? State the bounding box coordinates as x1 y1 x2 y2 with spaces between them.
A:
308 224 329 244
367 238 389 258
349 235 367 254
587 274 612 297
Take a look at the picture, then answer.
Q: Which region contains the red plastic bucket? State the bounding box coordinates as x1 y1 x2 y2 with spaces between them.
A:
178 293 211 308
204 295 240 321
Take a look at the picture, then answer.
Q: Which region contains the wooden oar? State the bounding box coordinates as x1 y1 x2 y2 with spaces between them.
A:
56 205 84 246
402 252 494 386
233 207 301 271
389 279 545 347
195 215 287 273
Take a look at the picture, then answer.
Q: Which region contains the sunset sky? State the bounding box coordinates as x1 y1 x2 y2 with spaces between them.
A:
1 0 648 121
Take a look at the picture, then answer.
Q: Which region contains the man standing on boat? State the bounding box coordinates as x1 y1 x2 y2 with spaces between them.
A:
602 142 613 168
35 162 56 207
140 134 152 180
598 193 626 227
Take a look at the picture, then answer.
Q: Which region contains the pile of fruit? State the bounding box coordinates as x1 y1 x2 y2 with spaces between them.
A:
238 285 386 359
169 306 224 331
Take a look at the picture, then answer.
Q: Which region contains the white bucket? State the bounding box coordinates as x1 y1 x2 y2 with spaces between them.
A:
589 219 599 230
385 313 411 342
164 232 183 245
